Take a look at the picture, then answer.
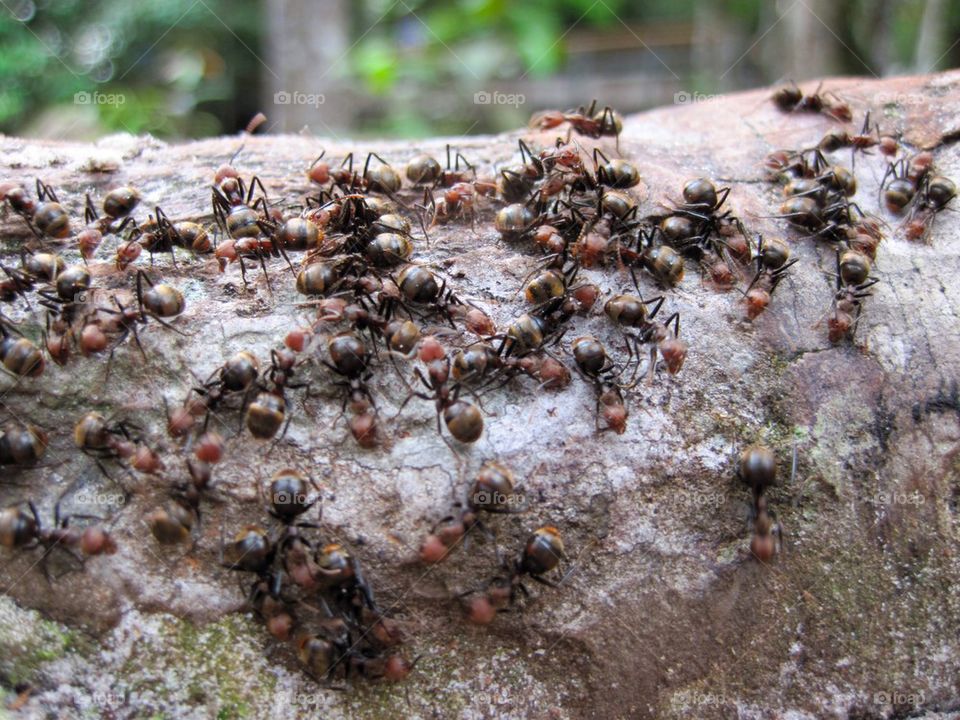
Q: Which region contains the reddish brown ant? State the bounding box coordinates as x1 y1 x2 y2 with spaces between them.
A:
461 525 566 624
420 462 526 564
827 248 879 343
529 99 623 149
741 235 797 320
0 498 117 580
394 341 484 445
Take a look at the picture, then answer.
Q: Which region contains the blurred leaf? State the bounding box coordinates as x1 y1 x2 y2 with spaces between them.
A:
354 38 398 94
505 5 564 75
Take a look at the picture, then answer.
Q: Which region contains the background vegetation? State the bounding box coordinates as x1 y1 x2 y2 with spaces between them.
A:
1 0 955 139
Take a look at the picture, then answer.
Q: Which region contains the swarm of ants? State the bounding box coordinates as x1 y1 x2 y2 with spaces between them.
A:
0 85 954 690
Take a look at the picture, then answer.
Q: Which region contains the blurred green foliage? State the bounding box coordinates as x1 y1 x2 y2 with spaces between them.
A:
352 0 675 93
0 0 262 138
2 0 958 139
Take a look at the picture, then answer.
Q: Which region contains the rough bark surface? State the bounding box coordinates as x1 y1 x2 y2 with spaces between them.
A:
1 72 959 719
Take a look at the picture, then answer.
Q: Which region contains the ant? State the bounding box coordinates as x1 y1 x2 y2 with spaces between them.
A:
320 332 381 448
818 111 895 168
742 235 798 320
125 206 213 266
0 498 117 580
313 542 380 623
394 340 484 444
1 317 45 379
406 144 476 188
419 461 526 564
903 174 956 242
737 444 784 562
494 203 540 242
827 248 879 343
3 180 71 240
148 455 220 545
461 526 566 625
592 148 639 189
771 81 852 122
175 350 261 436
73 410 162 481
604 288 688 381
0 420 48 467
519 256 599 316
385 263 472 328
85 186 142 233
245 347 308 441
530 99 623 149
571 335 642 434
617 226 686 287
257 469 325 592
94 270 187 377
